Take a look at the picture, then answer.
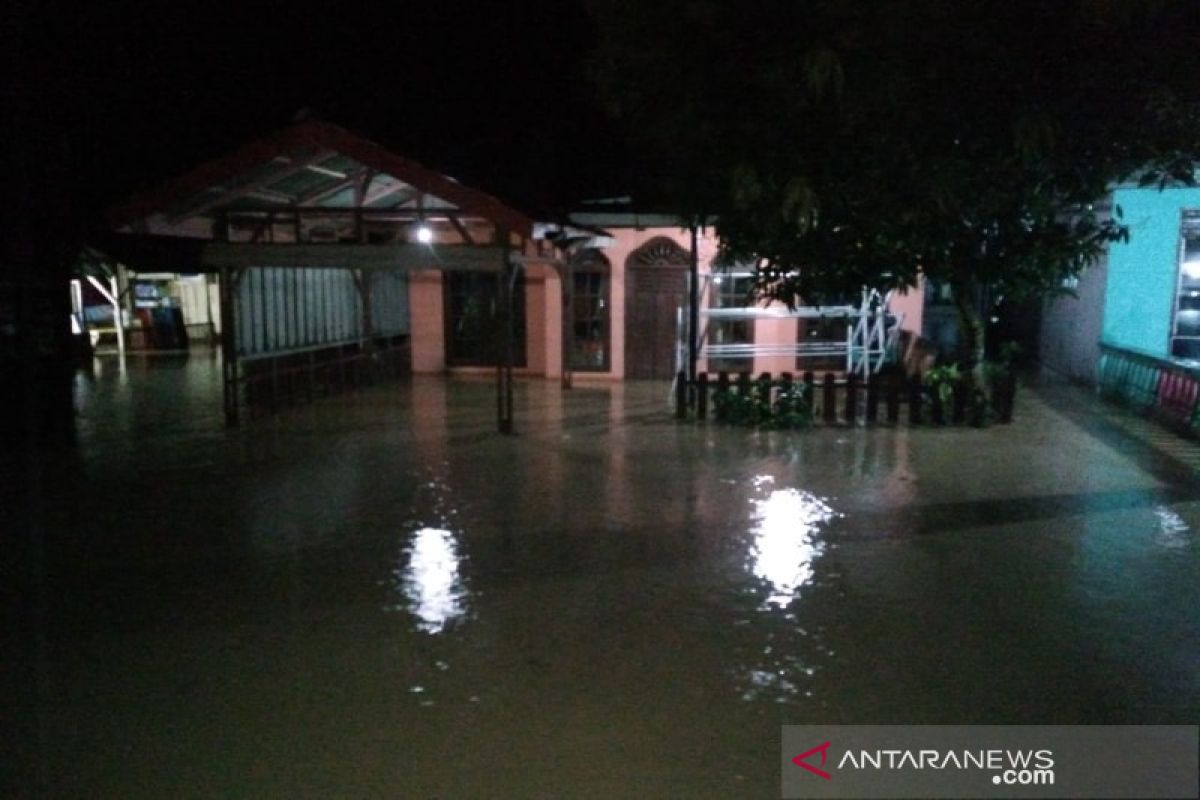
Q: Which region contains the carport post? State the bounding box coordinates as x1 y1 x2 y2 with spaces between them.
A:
561 253 573 390
219 265 240 427
498 236 518 435
688 225 699 385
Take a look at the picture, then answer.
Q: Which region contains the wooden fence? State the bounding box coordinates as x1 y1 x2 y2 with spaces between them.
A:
675 369 1016 426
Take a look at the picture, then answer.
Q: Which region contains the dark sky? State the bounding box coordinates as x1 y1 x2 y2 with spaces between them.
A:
24 0 633 220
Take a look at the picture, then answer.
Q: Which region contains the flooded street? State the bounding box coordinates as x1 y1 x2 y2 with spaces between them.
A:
5 354 1199 798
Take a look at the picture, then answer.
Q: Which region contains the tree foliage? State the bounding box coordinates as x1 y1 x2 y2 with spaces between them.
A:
588 0 1200 309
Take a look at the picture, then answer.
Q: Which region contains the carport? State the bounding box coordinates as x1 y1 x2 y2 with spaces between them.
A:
94 117 595 433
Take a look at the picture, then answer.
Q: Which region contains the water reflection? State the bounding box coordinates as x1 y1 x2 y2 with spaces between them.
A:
394 526 468 633
1153 505 1191 550
749 482 836 607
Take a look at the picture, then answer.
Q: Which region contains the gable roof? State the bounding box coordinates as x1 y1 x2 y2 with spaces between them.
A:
106 118 536 236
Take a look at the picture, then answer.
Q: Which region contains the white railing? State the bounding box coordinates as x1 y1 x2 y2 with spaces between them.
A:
685 284 903 376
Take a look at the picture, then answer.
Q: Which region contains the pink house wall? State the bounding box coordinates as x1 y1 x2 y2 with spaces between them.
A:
410 270 445 373
889 280 924 338
407 228 924 378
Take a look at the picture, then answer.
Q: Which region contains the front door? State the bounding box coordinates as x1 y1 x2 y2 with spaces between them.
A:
623 237 691 380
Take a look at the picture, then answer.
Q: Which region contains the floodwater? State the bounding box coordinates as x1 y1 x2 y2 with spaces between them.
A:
4 353 1198 798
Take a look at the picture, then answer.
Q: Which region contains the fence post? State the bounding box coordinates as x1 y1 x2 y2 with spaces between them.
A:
909 373 923 425
675 371 688 419
823 372 837 424
697 372 709 419
710 371 729 422
759 371 773 409
780 371 794 411
886 372 901 423
844 373 858 425
866 374 879 424
737 371 752 399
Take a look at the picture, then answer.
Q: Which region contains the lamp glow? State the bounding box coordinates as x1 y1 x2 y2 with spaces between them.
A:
416 225 434 244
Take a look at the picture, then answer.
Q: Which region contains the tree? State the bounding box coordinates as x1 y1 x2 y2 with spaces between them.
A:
588 0 1200 410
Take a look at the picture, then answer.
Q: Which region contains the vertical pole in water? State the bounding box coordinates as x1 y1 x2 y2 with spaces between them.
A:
497 231 515 435
108 275 125 358
562 252 573 390
220 266 240 427
688 225 700 388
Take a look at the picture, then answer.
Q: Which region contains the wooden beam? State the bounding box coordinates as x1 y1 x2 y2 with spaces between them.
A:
91 233 507 273
226 207 466 219
197 242 508 272
305 164 348 179
446 214 476 245
247 188 296 204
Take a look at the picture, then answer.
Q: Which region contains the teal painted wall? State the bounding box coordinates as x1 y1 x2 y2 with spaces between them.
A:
1103 187 1200 357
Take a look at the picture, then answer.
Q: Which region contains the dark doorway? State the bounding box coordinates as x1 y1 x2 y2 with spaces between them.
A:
624 237 690 380
444 271 526 366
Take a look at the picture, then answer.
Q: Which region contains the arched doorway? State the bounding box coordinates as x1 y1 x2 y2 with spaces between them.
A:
624 236 690 379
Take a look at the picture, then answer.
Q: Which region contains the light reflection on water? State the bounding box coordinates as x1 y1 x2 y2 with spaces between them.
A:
1153 505 1191 550
393 526 468 633
749 479 837 607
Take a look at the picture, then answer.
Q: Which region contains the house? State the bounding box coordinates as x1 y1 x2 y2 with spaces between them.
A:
90 118 925 429
1039 185 1200 433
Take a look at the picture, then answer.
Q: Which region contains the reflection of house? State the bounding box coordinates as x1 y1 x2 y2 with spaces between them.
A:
94 118 924 427
1039 186 1200 435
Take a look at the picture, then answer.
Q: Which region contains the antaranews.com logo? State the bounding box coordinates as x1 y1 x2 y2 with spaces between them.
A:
780 725 1197 799
792 740 1056 786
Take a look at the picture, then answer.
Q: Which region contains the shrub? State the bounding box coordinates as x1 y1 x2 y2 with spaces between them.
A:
712 380 813 429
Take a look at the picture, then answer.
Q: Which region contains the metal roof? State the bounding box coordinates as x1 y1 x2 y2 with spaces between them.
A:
107 118 537 236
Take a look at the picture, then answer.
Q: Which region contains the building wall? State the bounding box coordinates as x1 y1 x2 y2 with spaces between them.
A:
1103 187 1200 357
407 226 924 379
410 270 444 372
889 283 924 340
525 273 548 375
1039 256 1108 383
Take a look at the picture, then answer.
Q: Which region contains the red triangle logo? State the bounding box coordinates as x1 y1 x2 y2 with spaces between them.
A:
792 741 833 780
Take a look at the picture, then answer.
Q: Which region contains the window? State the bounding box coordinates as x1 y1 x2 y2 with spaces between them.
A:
708 272 756 373
444 271 526 367
570 249 610 371
1173 212 1200 360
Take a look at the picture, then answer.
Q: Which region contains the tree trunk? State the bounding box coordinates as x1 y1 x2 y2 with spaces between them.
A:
952 281 991 424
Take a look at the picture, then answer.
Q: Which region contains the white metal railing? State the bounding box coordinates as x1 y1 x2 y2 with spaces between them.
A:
685 285 904 377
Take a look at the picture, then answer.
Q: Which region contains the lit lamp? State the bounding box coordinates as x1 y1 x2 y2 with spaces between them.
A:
415 224 434 244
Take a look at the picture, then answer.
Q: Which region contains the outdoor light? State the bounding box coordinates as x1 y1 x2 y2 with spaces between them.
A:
416 224 434 244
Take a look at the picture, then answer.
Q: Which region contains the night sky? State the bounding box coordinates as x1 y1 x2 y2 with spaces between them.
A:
24 0 633 221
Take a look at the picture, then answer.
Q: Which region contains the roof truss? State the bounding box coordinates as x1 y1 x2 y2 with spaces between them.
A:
109 118 534 236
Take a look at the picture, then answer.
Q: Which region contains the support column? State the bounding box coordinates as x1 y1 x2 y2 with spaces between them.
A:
688 225 700 385
84 274 125 358
496 231 515 434
214 213 240 426
561 253 574 389
220 266 240 426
